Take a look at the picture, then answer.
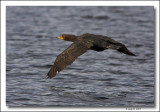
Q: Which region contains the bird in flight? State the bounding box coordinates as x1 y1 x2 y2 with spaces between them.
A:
46 33 136 79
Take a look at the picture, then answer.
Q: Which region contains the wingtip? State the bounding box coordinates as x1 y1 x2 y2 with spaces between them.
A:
133 54 136 56
46 66 57 79
130 53 136 56
46 72 53 79
45 75 50 79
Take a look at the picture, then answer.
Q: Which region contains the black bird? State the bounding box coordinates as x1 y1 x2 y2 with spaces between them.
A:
46 33 136 79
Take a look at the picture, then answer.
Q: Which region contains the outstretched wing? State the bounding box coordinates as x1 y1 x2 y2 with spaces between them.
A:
46 40 93 79
105 40 136 56
101 36 136 56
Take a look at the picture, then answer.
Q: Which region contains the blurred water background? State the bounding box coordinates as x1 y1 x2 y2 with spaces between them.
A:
6 6 154 106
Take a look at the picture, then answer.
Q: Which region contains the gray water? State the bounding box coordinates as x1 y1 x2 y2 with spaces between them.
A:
6 6 154 107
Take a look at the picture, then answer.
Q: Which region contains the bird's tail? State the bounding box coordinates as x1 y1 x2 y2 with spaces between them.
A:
118 45 136 56
46 65 57 79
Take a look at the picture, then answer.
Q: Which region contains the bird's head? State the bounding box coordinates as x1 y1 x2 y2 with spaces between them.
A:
56 34 77 42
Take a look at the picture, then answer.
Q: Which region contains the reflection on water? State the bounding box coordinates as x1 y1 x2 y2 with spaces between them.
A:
6 6 154 106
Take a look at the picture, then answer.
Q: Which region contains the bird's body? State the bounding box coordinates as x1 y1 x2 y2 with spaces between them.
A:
46 33 136 79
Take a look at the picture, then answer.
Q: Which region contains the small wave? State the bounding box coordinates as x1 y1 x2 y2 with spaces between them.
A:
82 15 109 20
93 96 109 100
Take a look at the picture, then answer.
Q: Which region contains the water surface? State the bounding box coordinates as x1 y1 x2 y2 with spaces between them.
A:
6 6 154 107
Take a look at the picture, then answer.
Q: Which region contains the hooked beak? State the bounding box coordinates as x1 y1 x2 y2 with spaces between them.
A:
56 35 64 40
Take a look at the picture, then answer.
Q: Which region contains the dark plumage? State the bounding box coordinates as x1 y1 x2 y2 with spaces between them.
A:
46 33 136 79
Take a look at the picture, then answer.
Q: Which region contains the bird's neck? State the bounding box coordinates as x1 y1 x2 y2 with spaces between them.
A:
66 35 77 42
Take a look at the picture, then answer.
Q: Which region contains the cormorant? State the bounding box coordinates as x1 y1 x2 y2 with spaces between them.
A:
46 33 136 79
